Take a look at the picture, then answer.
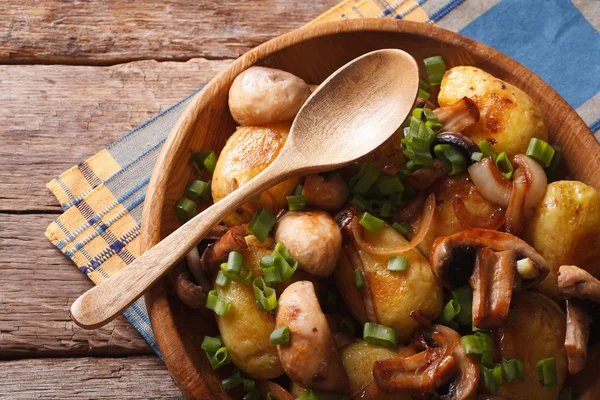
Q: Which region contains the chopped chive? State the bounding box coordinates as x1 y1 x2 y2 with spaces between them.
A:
402 184 416 202
379 200 393 218
215 270 230 287
387 256 408 272
418 88 430 100
243 390 260 400
253 277 278 311
502 357 524 382
226 251 243 275
175 198 197 223
536 357 557 389
286 194 306 211
185 180 212 202
451 285 473 326
248 207 276 242
270 326 290 345
439 299 461 326
221 370 243 390
297 390 318 400
266 393 279 400
293 184 303 196
273 242 298 281
349 193 370 212
363 322 397 348
209 346 230 370
191 150 218 174
243 377 255 391
220 263 252 285
545 145 563 182
206 290 232 316
480 363 503 394
527 138 555 168
338 317 357 337
422 108 438 122
392 221 411 235
359 212 384 233
423 55 447 86
478 140 497 161
434 144 467 175
354 269 365 290
419 79 430 91
319 289 337 313
471 152 484 162
376 175 404 195
461 332 494 365
495 152 513 180
349 162 380 194
201 335 223 352
251 194 261 201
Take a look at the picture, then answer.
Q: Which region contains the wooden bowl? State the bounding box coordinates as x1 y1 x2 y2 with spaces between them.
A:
140 19 600 399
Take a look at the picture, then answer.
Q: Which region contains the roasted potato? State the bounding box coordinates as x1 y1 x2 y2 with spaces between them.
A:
335 224 443 343
439 66 548 156
523 181 600 301
496 291 567 400
211 123 302 226
214 235 284 379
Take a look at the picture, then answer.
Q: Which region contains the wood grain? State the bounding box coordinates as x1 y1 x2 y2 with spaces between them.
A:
0 356 181 399
0 57 230 212
0 213 151 358
0 0 338 65
141 19 600 399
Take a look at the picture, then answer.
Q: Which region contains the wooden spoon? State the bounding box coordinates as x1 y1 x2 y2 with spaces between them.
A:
70 49 419 329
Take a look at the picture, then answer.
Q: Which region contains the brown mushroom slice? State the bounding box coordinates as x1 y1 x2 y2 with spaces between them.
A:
201 225 248 272
470 248 516 328
565 299 592 374
433 96 480 133
275 281 349 392
404 159 448 190
558 265 600 303
168 262 207 309
430 228 548 289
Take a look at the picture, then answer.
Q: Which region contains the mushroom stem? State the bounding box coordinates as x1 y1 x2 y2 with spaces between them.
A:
470 248 516 328
169 263 207 309
565 299 592 374
433 97 480 133
201 225 247 273
558 265 600 303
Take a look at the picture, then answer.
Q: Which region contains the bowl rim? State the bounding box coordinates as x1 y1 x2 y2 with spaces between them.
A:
140 18 598 398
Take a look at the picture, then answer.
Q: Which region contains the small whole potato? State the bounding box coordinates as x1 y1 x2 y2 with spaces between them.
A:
439 66 548 156
523 181 600 301
214 235 284 379
228 66 311 126
335 224 443 343
211 123 302 226
496 291 567 400
274 210 342 277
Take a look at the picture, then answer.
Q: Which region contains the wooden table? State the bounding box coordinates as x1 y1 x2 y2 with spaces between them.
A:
0 1 338 397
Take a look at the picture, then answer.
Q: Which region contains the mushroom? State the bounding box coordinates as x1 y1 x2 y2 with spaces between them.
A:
404 158 448 190
430 229 549 328
274 211 342 277
275 281 349 392
301 172 349 212
565 299 592 374
372 324 479 399
228 66 311 126
558 265 600 303
433 96 480 133
168 261 207 309
201 225 247 273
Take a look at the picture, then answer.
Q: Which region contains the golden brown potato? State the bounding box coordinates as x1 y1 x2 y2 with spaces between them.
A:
439 66 547 157
335 224 443 343
496 291 567 400
214 235 284 379
211 123 302 226
523 181 600 301
340 340 410 399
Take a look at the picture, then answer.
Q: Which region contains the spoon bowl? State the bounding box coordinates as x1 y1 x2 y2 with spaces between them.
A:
70 48 419 329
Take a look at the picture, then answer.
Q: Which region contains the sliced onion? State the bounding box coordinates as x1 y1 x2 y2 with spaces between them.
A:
394 191 427 222
345 242 378 322
256 380 293 400
505 173 527 236
452 197 505 231
513 154 547 219
467 157 512 207
405 159 448 190
353 194 436 255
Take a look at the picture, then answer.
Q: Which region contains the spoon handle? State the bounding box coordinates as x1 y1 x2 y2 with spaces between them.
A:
70 158 294 329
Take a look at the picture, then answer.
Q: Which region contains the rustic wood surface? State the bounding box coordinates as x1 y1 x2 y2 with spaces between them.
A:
0 1 337 397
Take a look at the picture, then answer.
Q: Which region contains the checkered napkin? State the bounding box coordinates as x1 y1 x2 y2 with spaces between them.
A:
45 0 600 355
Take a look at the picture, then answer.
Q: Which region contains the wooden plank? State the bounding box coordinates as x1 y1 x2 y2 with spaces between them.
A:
0 213 152 357
0 0 338 65
0 57 231 211
0 356 181 399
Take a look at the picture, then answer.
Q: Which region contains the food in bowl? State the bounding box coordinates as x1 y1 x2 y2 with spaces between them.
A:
169 55 600 400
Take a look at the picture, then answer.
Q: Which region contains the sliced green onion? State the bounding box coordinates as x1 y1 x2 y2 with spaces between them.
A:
215 270 230 287
536 357 557 389
558 387 578 400
349 193 369 211
319 289 337 313
402 184 416 202
434 144 467 175
502 357 524 382
480 363 503 394
354 269 365 290
296 390 319 400
175 198 197 223
253 277 278 311
418 88 430 100
248 207 276 242
376 175 404 195
387 256 408 272
293 184 303 196
495 152 513 180
471 152 484 162
220 263 252 285
243 390 260 400
439 299 461 326
210 346 230 370
545 145 563 181
243 377 255 391
402 117 435 168
379 200 393 218
359 212 384 233
251 194 261 201
270 326 290 345
349 162 380 194
266 393 279 400
338 317 357 337
427 121 444 132
191 150 218 174
287 194 306 211
422 108 438 122
423 55 447 86
226 251 243 275
526 138 555 168
461 332 493 365
478 140 497 161
363 322 397 348
274 242 298 281
259 255 281 284
412 108 424 120
221 370 243 390
201 335 223 352
206 290 232 316
419 79 430 91
392 221 411 235
451 285 473 326
185 180 212 202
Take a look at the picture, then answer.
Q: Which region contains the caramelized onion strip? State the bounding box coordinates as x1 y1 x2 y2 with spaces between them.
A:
452 197 505 231
467 157 512 207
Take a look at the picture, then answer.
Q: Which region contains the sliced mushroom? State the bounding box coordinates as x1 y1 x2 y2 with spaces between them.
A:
201 225 247 273
558 265 600 303
275 281 349 392
430 228 548 290
168 262 207 309
302 172 349 212
565 299 592 374
433 96 480 133
405 158 448 190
